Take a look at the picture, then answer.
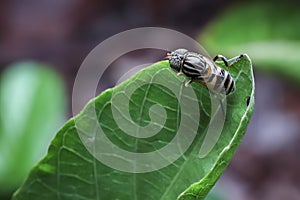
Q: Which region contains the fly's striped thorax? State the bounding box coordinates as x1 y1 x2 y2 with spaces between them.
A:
181 53 207 78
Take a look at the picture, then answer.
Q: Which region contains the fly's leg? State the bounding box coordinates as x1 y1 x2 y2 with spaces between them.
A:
177 71 184 76
213 54 244 67
213 55 229 67
184 78 193 87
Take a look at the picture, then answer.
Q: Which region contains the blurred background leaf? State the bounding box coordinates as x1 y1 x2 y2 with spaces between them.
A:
199 1 300 82
0 62 66 197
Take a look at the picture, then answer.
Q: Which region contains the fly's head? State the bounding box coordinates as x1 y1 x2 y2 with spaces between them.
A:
166 49 188 73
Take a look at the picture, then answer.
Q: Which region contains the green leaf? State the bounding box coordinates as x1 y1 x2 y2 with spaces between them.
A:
199 2 300 82
12 55 254 200
0 62 66 193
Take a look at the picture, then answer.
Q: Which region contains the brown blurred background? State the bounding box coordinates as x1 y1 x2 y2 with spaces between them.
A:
0 0 227 97
1 0 300 200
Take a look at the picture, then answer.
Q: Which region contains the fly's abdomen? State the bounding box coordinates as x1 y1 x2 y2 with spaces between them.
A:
204 67 235 95
223 72 235 95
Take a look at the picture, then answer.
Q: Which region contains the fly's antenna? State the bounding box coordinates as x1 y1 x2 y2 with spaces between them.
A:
164 52 171 60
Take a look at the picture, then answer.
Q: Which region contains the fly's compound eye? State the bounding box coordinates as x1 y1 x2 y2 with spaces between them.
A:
168 52 183 72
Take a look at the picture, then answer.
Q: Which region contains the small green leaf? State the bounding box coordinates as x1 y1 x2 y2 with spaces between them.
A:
13 56 254 200
0 62 66 193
